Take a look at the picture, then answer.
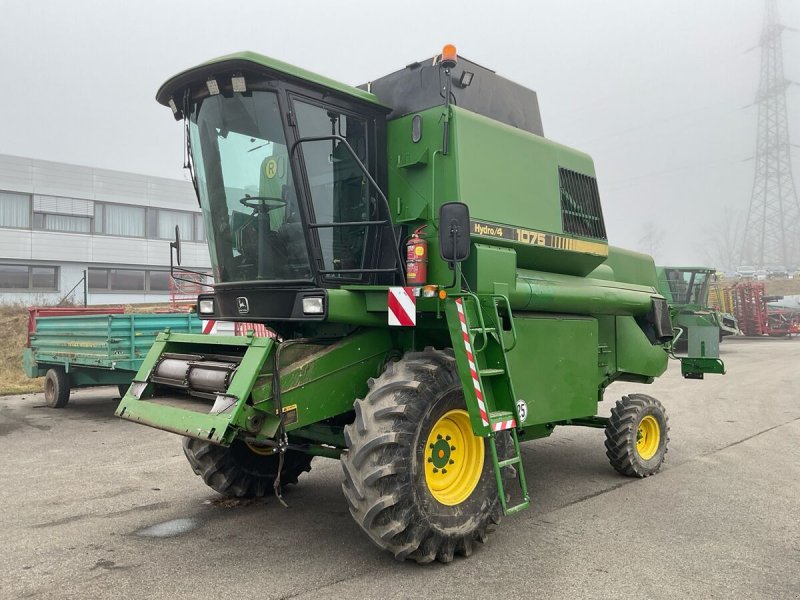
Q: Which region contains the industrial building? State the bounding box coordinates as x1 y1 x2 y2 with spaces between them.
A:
0 153 210 304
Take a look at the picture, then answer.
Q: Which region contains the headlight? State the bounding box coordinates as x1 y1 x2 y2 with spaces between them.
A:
302 297 324 315
198 299 215 314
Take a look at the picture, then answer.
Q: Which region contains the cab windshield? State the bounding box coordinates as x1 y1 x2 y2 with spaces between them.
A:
664 270 711 305
189 91 312 283
189 89 375 285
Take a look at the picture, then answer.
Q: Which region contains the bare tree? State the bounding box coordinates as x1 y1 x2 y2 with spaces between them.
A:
701 210 742 273
637 220 665 260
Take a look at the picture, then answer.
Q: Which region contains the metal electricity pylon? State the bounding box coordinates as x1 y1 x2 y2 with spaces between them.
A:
741 0 799 268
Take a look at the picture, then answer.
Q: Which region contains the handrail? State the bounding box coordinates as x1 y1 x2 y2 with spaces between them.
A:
491 294 518 352
454 292 490 353
290 134 406 286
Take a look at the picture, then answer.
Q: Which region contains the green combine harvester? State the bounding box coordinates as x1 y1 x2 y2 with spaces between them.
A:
656 266 739 355
117 45 724 563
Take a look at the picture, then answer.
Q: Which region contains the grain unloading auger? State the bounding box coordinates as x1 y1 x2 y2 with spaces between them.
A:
116 45 725 563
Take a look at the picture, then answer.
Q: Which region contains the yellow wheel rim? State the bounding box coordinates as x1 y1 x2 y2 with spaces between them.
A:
636 415 661 460
423 409 484 506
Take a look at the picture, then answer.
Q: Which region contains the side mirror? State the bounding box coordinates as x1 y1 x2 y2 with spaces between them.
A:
439 202 470 262
170 225 182 266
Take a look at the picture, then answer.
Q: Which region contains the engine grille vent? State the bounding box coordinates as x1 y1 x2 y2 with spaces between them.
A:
559 168 607 241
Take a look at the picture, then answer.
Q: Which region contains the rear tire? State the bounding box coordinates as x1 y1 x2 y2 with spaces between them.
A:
44 368 70 408
182 438 313 498
605 394 669 477
341 348 512 564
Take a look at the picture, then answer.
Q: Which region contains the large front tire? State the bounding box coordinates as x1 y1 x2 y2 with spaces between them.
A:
182 438 313 498
341 348 510 564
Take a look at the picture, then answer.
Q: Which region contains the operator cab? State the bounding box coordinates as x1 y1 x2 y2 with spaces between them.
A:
158 55 400 321
660 268 714 306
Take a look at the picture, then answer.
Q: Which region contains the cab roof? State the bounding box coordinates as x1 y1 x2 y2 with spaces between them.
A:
156 51 388 112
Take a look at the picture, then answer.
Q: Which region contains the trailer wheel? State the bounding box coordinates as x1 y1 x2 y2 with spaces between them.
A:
44 368 70 408
182 438 313 498
605 394 669 477
341 348 512 564
117 384 129 398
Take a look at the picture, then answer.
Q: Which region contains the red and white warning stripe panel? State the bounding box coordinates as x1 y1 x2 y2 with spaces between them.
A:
388 287 417 327
233 322 275 338
492 419 516 432
201 320 275 337
455 298 489 428
201 319 219 334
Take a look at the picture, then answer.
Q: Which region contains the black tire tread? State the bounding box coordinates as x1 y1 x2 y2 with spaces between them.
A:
605 393 669 477
182 438 312 498
341 347 510 565
44 368 70 408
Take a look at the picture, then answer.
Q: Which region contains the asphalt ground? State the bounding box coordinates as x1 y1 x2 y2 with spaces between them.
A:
1 337 798 600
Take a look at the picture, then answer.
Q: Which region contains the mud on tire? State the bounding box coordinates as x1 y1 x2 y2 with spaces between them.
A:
183 438 313 498
340 348 512 564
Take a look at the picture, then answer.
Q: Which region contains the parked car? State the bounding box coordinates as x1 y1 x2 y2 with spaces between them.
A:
756 269 768 280
736 265 756 279
767 266 789 279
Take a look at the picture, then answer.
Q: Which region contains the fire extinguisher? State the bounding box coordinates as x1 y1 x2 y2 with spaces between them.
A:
406 226 428 285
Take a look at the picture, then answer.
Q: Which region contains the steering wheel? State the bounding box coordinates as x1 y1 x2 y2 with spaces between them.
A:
239 196 287 213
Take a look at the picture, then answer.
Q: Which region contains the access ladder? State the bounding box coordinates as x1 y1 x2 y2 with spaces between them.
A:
448 293 530 515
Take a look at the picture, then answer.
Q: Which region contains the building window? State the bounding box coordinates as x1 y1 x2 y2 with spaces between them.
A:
31 266 58 289
88 268 109 289
0 265 29 289
157 209 195 240
34 213 92 233
194 214 206 242
32 196 94 233
89 268 173 293
0 192 31 228
148 270 171 292
2 191 203 241
110 269 145 291
0 264 58 291
104 204 145 237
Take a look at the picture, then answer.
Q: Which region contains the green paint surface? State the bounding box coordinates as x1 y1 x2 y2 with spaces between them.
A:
117 53 715 475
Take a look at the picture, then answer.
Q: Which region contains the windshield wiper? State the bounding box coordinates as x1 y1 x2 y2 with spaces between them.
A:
248 142 270 153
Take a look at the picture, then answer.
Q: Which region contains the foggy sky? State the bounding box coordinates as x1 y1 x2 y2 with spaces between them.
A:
1 0 798 268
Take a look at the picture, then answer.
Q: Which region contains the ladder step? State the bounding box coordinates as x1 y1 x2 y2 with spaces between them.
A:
504 500 531 515
498 457 521 468
479 368 505 377
489 410 515 424
469 326 498 334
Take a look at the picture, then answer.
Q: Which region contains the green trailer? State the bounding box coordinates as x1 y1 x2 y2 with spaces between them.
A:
116 46 725 563
24 311 202 407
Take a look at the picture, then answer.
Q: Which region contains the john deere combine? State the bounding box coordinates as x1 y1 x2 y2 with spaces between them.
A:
117 46 724 563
